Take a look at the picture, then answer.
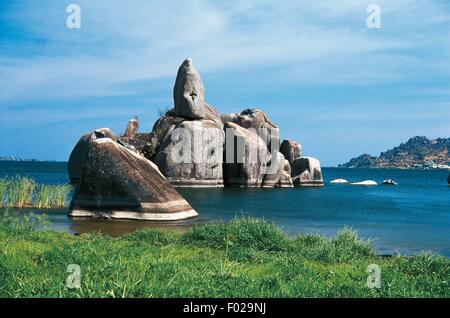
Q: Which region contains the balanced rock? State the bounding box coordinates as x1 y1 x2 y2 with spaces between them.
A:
69 138 197 220
68 128 115 184
280 139 302 164
291 156 324 186
173 58 206 119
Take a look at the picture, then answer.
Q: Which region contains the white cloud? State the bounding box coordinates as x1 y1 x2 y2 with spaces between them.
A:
0 0 449 104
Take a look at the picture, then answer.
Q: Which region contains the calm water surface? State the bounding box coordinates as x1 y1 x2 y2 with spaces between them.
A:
1 162 449 256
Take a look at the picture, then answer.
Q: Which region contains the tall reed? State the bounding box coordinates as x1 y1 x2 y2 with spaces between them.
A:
0 177 72 209
7 177 36 208
35 183 73 209
0 179 8 208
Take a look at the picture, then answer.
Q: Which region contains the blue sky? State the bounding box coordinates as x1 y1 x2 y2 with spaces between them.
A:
0 0 449 166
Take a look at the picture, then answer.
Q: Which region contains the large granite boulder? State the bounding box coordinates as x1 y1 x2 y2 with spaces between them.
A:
153 118 225 187
69 138 197 220
223 122 272 187
291 156 324 186
222 108 277 131
222 108 279 151
67 128 115 184
261 151 292 188
278 159 294 188
150 103 222 154
173 58 206 119
148 59 225 187
280 139 302 164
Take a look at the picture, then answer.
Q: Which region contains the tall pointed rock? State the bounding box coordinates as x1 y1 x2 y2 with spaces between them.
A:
173 58 206 119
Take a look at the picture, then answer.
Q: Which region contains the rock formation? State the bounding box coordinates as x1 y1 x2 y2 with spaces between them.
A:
278 159 294 187
280 139 302 164
123 116 139 139
173 58 206 119
153 117 224 187
67 58 324 220
261 151 290 188
68 128 116 184
69 138 197 220
117 116 156 159
223 122 271 187
291 157 324 186
222 108 280 150
280 139 323 186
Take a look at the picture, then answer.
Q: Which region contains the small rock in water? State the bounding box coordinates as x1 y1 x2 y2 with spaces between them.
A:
447 174 450 185
350 180 377 186
330 178 348 184
382 179 398 186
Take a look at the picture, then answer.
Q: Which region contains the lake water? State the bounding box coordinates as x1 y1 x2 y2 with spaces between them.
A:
1 161 449 256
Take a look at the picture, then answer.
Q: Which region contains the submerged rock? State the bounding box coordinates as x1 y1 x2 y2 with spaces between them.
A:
291 157 324 186
330 178 349 184
69 138 197 220
350 180 377 186
173 58 206 119
67 128 115 184
382 179 398 186
447 174 450 185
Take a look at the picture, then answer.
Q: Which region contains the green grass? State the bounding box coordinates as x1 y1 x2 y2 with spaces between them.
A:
0 215 448 298
0 177 72 209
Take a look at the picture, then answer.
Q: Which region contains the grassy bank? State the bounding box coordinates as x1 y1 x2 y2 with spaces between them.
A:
0 215 448 297
0 177 72 208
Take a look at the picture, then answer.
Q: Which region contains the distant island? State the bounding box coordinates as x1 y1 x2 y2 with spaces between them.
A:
340 136 450 169
0 157 58 162
0 156 38 162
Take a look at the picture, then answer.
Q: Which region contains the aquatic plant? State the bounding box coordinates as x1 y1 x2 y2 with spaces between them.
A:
0 179 8 208
0 177 72 209
5 177 36 208
35 183 72 209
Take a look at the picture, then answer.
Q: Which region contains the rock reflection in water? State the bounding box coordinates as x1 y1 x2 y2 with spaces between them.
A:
69 217 195 237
